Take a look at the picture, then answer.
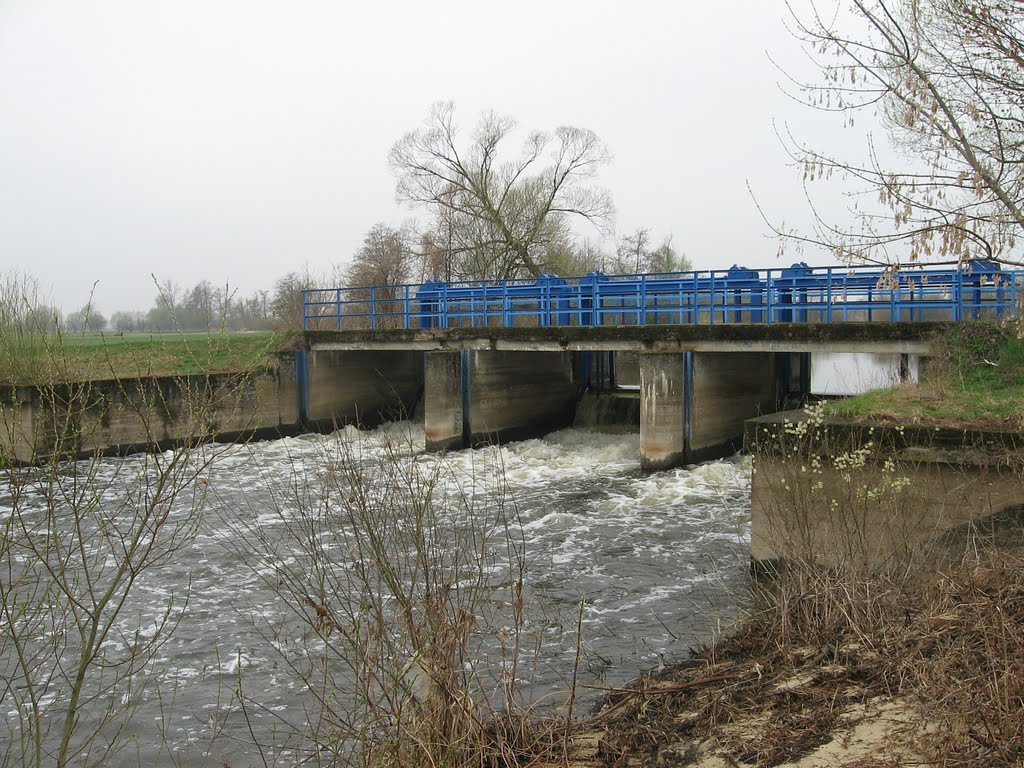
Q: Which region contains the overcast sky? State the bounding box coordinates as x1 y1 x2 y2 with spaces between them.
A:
0 1 857 313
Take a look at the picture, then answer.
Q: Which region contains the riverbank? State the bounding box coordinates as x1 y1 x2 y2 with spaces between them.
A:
570 539 1023 766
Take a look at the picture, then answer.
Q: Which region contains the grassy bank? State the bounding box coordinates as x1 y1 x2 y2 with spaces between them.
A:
0 330 296 384
827 322 1024 429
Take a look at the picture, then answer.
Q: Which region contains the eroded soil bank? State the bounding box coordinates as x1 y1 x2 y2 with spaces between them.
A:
568 530 1024 768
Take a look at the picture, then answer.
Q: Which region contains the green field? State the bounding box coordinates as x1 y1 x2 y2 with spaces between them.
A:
0 330 296 384
826 323 1024 429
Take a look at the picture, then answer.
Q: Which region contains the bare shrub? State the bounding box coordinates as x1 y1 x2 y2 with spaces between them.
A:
0 272 270 767
742 403 1024 762
0 384 226 766
0 270 64 384
229 426 574 767
751 403 929 579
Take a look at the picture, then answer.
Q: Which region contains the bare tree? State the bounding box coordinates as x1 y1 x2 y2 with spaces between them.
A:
63 304 107 333
612 228 653 274
390 102 615 280
340 223 418 328
270 272 309 330
609 230 691 274
146 279 180 332
0 271 60 382
344 222 415 289
773 0 1024 265
110 310 147 333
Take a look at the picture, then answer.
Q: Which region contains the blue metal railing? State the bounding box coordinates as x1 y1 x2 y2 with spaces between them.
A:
302 261 1023 331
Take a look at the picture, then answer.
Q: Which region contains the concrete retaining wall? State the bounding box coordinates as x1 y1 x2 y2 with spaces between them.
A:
746 413 1024 568
422 350 577 450
467 350 577 444
305 349 421 429
0 358 301 464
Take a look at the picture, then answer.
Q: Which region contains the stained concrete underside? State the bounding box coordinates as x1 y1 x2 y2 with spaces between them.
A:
306 322 942 355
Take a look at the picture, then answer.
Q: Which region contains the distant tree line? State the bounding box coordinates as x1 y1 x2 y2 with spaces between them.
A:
105 278 304 333
42 280 288 334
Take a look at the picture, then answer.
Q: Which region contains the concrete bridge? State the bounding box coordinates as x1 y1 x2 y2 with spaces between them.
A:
297 260 1022 469
301 322 945 469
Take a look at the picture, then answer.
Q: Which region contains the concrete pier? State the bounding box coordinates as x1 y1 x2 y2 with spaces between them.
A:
639 353 687 471
423 350 464 451
639 352 781 469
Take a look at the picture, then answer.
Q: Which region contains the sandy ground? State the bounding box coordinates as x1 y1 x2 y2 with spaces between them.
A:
567 685 929 768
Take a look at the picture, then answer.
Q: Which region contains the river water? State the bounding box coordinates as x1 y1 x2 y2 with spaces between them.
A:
1 424 751 765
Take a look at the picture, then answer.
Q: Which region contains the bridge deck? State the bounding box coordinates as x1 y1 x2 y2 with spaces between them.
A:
306 321 943 354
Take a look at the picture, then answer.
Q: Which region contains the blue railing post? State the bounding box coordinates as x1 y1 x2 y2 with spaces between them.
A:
954 270 963 321
709 271 716 326
889 274 898 323
691 271 699 325
826 268 833 323
639 274 648 325
336 288 342 330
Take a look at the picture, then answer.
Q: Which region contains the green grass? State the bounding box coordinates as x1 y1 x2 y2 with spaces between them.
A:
826 322 1024 429
0 330 297 384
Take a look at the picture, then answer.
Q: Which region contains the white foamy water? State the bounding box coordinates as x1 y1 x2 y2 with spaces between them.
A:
0 424 751 766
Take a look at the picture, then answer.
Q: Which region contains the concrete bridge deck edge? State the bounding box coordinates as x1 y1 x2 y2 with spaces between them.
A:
306 322 942 355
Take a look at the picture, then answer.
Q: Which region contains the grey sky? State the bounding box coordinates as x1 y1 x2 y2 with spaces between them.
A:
0 1 848 312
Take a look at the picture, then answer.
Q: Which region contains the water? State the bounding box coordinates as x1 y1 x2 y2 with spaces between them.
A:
0 424 751 765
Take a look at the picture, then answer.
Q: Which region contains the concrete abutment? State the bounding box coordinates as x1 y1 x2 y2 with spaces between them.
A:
745 414 1024 570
